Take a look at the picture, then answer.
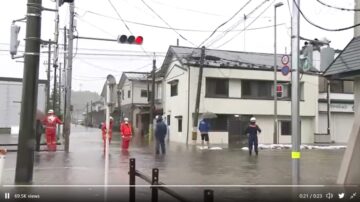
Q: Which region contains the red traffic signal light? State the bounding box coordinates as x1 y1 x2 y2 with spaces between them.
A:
117 35 143 45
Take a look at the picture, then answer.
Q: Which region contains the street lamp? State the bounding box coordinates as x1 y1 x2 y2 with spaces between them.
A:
274 2 283 144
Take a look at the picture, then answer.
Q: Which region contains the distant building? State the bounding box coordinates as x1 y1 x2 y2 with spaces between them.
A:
118 72 163 136
0 77 46 134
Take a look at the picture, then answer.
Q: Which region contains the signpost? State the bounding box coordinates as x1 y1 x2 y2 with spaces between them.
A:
281 55 290 76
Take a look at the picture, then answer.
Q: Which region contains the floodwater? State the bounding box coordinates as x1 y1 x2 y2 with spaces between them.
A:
1 125 355 202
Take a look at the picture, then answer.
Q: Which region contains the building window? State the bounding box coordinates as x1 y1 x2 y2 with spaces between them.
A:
170 83 178 96
208 114 228 131
242 80 272 98
167 115 170 125
128 90 131 98
281 120 291 136
242 80 296 99
206 78 229 97
141 90 148 98
178 119 182 132
122 90 124 100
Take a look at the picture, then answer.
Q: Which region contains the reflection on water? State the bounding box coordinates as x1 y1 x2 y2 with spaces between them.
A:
2 125 347 201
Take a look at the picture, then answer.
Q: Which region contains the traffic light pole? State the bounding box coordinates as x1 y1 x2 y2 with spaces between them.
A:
15 0 42 183
63 1 74 152
291 0 301 185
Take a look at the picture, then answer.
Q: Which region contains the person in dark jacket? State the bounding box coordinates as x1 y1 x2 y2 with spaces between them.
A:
198 118 210 148
245 117 261 156
155 116 167 154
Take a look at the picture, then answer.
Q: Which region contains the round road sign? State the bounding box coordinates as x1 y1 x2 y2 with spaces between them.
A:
281 55 289 65
281 65 290 76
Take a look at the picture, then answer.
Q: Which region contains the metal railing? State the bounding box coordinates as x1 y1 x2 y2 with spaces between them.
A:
129 158 214 202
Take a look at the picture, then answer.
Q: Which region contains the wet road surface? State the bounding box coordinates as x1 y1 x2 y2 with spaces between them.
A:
1 125 356 202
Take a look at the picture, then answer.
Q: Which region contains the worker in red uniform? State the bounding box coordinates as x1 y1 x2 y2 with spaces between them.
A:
120 117 132 150
101 116 114 149
43 109 63 151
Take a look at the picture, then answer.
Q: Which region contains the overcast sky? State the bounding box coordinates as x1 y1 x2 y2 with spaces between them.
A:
0 0 355 94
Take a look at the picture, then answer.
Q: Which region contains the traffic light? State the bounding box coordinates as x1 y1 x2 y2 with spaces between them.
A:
276 84 283 98
300 42 313 72
58 0 74 7
10 24 21 56
117 35 143 45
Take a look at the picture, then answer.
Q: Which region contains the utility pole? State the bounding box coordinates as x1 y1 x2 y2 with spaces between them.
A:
46 39 51 111
86 102 89 126
191 46 205 144
149 55 156 142
63 1 74 152
15 0 42 183
291 0 301 185
58 63 62 115
90 100 93 126
327 80 331 136
53 62 57 112
62 26 67 116
52 0 60 113
117 88 122 121
273 2 283 144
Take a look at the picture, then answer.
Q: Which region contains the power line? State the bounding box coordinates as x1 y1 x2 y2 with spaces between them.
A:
293 0 360 31
198 0 252 47
72 52 166 57
76 57 153 72
75 6 281 33
212 0 274 49
107 0 133 34
76 15 115 37
316 0 359 12
140 0 196 46
149 0 227 17
206 0 270 48
106 0 152 57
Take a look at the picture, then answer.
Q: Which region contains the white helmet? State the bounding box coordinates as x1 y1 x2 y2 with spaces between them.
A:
110 116 113 120
250 117 256 122
48 109 54 114
124 117 129 121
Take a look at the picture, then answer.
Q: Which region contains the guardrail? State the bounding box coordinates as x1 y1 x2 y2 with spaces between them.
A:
129 158 214 202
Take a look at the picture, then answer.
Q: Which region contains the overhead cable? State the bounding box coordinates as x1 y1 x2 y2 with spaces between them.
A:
140 0 196 46
293 0 360 31
213 0 274 49
197 0 252 47
316 0 360 12
206 0 270 48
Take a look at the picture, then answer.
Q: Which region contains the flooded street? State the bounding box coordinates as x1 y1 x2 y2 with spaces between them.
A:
1 125 355 202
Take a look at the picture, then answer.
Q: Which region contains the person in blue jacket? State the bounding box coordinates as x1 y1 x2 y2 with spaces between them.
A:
198 118 210 148
155 116 167 154
245 117 261 156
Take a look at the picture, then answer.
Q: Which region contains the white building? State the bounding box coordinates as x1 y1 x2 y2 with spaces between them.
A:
0 77 47 134
159 46 319 146
118 72 163 136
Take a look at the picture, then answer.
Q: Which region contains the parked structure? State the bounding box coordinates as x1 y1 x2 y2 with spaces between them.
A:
0 77 46 134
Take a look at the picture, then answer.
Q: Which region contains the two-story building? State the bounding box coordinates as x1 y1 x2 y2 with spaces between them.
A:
158 46 319 146
118 72 162 136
